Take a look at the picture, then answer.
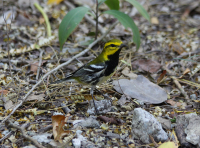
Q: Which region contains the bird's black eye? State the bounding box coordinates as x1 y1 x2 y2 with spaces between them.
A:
110 44 115 47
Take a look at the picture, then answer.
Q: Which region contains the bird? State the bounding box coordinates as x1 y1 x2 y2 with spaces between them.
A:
52 39 127 114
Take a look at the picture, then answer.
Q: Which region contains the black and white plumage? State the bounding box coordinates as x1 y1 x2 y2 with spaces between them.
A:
51 39 127 114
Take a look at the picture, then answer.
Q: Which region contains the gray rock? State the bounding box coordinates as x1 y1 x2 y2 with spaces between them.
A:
190 94 197 100
176 113 197 128
73 117 100 128
32 133 52 144
131 108 168 144
87 99 112 115
185 116 200 145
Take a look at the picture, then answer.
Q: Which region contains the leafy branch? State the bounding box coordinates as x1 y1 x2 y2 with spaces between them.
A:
59 0 150 50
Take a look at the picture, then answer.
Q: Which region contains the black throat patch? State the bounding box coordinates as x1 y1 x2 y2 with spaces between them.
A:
104 49 121 76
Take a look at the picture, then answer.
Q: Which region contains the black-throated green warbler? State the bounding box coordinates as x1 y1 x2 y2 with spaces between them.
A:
52 39 127 114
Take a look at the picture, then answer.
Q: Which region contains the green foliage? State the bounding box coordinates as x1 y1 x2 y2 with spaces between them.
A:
125 0 150 21
170 117 176 123
104 10 140 49
105 0 119 10
59 0 150 50
59 7 89 50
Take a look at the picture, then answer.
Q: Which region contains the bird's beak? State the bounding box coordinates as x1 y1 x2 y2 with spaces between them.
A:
119 44 128 49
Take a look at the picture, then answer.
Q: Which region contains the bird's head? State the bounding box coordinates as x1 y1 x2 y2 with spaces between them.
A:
101 39 127 60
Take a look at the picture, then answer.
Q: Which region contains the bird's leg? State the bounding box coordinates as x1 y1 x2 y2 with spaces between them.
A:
95 88 112 105
90 86 99 115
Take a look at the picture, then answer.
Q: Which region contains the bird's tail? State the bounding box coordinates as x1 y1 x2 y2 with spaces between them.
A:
51 74 74 84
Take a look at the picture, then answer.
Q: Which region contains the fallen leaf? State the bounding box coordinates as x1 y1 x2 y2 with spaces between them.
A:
4 100 14 110
26 94 45 102
30 62 39 74
158 141 178 148
113 75 167 104
97 116 122 125
132 59 161 73
52 114 71 143
172 42 185 55
151 17 159 25
157 70 167 84
183 68 190 75
0 89 8 95
100 123 109 130
166 99 187 109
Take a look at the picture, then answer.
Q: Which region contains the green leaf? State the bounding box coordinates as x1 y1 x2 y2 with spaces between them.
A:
125 0 150 22
103 10 140 49
59 7 90 50
105 0 119 10
170 117 176 123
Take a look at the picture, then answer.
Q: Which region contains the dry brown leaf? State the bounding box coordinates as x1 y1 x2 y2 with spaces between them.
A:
26 94 45 102
172 42 185 55
157 70 167 84
132 59 161 73
166 99 186 109
0 89 9 95
97 116 122 125
30 62 39 74
52 114 71 143
183 68 190 75
113 76 167 104
4 100 14 110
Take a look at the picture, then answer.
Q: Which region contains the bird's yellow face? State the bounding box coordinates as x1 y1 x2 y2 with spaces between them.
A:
102 39 125 60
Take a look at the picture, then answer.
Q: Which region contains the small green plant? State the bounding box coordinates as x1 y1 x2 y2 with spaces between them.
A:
59 0 150 50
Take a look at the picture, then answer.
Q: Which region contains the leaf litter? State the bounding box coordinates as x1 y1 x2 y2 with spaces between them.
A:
1 0 200 147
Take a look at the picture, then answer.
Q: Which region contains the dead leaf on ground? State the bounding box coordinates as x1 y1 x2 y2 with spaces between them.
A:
30 61 46 75
166 99 187 109
113 75 167 104
132 59 161 73
52 114 71 143
26 94 45 102
158 141 178 148
4 100 14 110
30 62 39 74
0 89 9 95
157 70 167 84
183 68 190 75
171 42 185 55
97 116 122 125
151 17 159 25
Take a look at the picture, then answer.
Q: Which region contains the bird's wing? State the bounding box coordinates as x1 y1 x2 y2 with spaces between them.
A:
72 62 106 76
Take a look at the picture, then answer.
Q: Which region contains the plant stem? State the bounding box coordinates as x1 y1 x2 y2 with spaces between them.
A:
34 3 51 37
95 0 99 39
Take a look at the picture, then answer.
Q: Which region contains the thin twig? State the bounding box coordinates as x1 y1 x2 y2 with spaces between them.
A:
171 76 189 100
0 21 119 125
64 1 105 34
163 66 189 100
36 49 44 81
0 131 13 143
6 120 45 148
